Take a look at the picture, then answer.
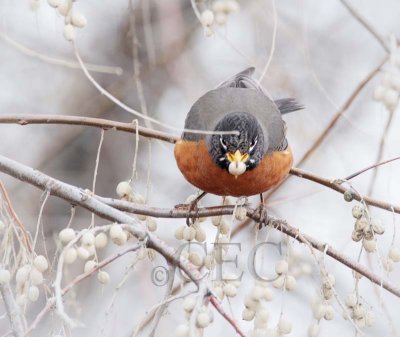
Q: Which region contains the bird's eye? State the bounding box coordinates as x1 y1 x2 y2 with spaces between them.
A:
249 137 258 153
219 136 227 150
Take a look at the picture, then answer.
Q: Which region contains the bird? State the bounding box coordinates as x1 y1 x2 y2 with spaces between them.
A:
174 67 302 200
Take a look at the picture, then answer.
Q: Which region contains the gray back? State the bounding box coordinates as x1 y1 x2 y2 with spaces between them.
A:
182 69 286 153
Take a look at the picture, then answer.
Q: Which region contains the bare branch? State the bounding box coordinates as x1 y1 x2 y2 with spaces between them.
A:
0 155 399 298
0 114 178 144
339 0 389 52
289 167 400 214
0 284 25 337
344 155 400 181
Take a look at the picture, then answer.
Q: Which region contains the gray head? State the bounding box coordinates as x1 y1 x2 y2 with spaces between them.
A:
208 112 267 177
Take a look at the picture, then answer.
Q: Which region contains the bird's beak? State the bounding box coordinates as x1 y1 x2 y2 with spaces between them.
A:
227 150 249 177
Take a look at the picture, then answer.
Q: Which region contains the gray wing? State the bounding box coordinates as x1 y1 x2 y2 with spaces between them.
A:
183 68 290 153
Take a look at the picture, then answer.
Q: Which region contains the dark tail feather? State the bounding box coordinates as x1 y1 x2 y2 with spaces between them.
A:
274 98 304 114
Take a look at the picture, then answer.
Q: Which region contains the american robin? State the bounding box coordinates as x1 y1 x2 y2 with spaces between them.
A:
174 67 301 199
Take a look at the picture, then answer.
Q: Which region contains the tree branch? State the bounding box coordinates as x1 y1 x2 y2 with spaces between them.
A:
0 115 398 215
0 154 245 337
0 115 178 144
0 154 399 298
0 284 25 337
289 167 400 214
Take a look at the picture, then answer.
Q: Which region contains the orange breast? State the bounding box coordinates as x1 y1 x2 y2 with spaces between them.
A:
174 140 293 197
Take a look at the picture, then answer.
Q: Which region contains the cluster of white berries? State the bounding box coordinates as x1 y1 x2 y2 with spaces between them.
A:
343 294 374 328
350 205 385 254
116 181 149 222
175 220 207 243
321 273 335 302
213 272 241 299
311 295 334 322
285 247 312 279
45 0 87 42
242 281 292 336
242 281 272 317
272 260 297 291
175 296 213 337
59 224 131 285
199 0 240 36
373 43 400 111
8 255 49 306
382 245 400 272
307 276 336 336
204 235 231 270
179 246 204 268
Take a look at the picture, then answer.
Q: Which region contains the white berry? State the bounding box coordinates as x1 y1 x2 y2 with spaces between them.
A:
146 217 157 232
95 232 108 249
234 207 247 221
30 268 44 286
71 12 87 28
77 246 90 260
278 318 292 334
195 227 206 242
275 260 288 275
389 247 400 262
59 228 75 244
242 308 255 321
82 232 95 246
363 239 376 253
33 255 49 272
0 269 11 284
183 296 196 313
16 265 31 284
97 271 110 284
285 275 297 291
116 181 132 198
84 260 97 273
223 283 237 297
183 226 196 241
47 0 61 7
28 286 40 302
63 24 75 42
196 312 211 328
200 10 214 27
64 247 78 264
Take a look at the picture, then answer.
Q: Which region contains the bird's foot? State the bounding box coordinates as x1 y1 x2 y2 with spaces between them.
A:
174 192 207 225
255 204 268 228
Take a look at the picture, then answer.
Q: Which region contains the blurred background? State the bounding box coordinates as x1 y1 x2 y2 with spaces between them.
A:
0 0 400 336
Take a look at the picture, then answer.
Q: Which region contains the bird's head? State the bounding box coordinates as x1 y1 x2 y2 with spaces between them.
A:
208 112 266 177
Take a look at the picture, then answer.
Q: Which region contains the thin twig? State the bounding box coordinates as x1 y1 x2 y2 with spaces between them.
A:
0 284 25 337
148 264 176 337
0 31 123 75
73 44 238 137
0 180 32 252
339 0 389 52
344 154 400 181
25 242 142 336
258 0 277 83
0 114 179 144
289 167 400 214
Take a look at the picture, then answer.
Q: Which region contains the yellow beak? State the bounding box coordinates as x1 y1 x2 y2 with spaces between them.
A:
226 150 249 164
226 150 249 178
